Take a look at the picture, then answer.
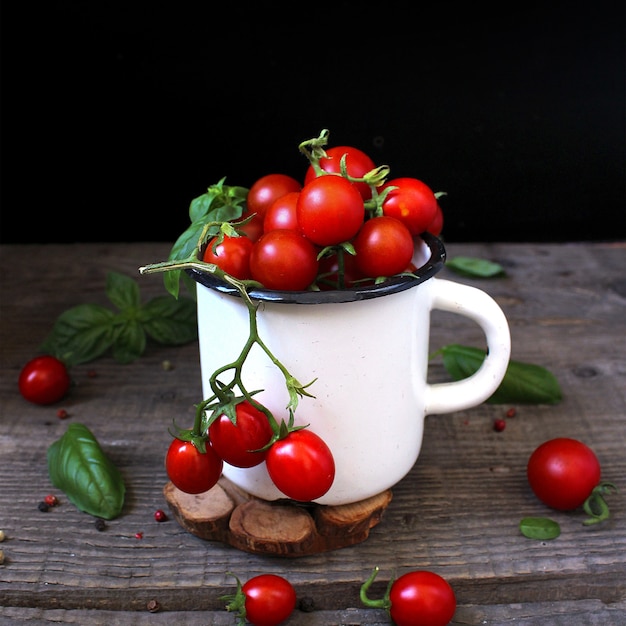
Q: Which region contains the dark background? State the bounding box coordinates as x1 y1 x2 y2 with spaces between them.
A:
2 2 625 244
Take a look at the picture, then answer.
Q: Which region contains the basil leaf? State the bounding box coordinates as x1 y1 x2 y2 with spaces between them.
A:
519 517 561 540
446 256 506 278
439 344 562 404
141 295 198 345
164 178 249 298
39 304 116 366
40 272 198 365
47 423 126 520
111 319 146 364
106 271 141 311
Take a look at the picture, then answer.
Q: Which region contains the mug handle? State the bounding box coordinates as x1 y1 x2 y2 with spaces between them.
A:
424 278 511 415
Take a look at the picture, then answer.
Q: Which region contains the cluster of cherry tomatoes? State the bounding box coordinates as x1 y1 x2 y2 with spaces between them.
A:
202 137 444 292
165 399 335 503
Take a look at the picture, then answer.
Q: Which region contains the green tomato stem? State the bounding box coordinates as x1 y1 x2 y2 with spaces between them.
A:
359 566 391 610
582 482 617 525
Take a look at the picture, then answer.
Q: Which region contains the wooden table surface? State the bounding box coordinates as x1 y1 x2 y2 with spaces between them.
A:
1 241 625 625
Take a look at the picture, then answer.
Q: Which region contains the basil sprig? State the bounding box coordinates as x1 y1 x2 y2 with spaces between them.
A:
47 423 126 520
164 177 249 299
40 271 197 366
437 344 562 404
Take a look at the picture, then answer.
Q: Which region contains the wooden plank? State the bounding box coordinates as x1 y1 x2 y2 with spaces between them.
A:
1 241 625 623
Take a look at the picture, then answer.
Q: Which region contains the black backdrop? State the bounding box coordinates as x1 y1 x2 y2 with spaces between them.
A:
3 2 625 244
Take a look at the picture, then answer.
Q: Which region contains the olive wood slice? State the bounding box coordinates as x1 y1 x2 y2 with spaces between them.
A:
163 477 393 556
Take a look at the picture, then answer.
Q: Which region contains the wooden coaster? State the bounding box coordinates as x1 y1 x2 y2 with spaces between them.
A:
163 477 392 557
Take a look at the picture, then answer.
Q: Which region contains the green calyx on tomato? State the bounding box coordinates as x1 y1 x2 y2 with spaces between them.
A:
222 572 297 626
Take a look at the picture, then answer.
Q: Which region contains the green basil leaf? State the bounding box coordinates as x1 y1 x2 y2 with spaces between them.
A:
439 344 562 404
47 423 126 520
39 304 116 366
141 295 198 345
519 517 561 540
111 319 146 364
446 256 506 278
106 271 141 311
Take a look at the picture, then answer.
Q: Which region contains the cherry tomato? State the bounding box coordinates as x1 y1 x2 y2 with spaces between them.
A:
250 229 319 291
389 571 457 626
380 177 438 236
427 202 444 236
208 401 274 468
266 429 335 501
165 438 223 494
304 145 377 200
297 175 365 246
235 210 265 242
263 191 300 233
18 355 71 405
527 437 602 510
246 173 302 218
353 215 415 278
202 234 254 280
234 574 297 626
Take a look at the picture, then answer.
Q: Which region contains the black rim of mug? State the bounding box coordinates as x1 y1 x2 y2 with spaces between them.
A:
188 231 446 304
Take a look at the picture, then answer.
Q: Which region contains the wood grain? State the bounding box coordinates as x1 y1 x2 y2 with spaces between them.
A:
1 241 625 624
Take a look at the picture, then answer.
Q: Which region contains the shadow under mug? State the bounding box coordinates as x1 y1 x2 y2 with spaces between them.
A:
189 233 511 506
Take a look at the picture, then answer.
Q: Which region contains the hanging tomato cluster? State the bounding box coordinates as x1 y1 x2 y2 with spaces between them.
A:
202 129 444 292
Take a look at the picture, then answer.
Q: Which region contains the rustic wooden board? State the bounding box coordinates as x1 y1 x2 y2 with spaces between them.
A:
1 241 625 624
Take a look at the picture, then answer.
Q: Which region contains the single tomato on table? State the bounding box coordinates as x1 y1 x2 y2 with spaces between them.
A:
19 355 71 405
360 567 456 626
224 573 297 626
526 437 601 510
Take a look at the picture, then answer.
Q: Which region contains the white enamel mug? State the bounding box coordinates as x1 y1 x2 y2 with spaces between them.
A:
190 233 511 506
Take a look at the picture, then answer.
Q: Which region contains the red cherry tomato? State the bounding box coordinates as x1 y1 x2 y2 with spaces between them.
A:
427 202 444 236
388 570 457 626
263 191 300 233
266 429 335 501
380 177 439 235
304 145 377 200
246 173 302 218
249 229 319 291
235 210 265 242
208 401 274 468
353 215 415 278
234 574 297 626
297 175 365 246
18 355 71 405
202 234 254 280
165 438 223 494
527 438 602 510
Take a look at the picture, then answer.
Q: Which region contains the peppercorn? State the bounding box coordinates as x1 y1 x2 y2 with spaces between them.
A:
44 494 59 507
94 518 106 531
38 501 50 512
493 418 506 432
